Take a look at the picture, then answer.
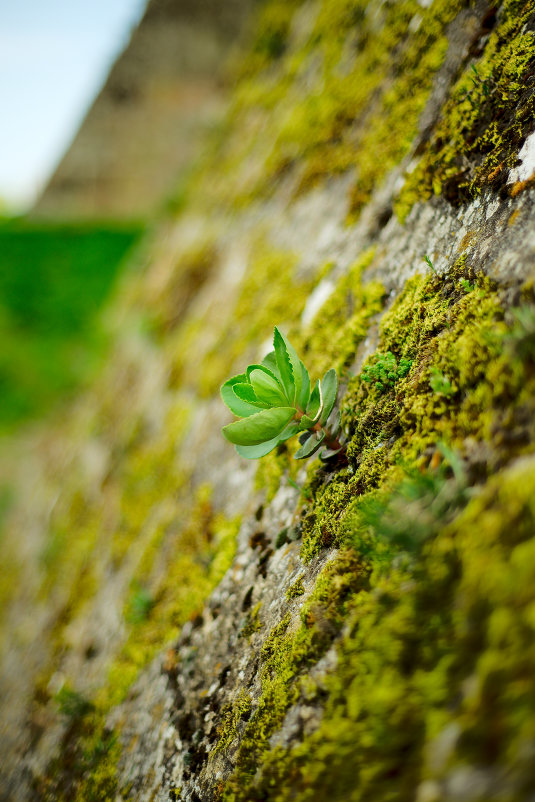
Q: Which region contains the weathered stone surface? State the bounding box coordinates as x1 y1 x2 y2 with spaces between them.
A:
2 0 535 800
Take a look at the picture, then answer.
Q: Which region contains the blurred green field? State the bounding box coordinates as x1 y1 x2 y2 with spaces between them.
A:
0 219 143 431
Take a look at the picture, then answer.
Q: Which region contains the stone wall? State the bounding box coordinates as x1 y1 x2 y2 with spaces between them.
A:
2 0 535 800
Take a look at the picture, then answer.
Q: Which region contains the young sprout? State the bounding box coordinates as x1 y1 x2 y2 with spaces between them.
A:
423 254 437 275
220 327 345 460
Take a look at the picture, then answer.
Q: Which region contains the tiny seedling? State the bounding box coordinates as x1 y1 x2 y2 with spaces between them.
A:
460 278 474 293
423 254 437 275
221 327 345 460
459 63 492 110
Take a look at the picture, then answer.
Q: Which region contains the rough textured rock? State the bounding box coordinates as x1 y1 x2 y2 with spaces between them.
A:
2 0 535 800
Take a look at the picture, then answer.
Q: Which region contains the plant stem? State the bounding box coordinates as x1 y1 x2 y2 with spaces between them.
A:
294 410 345 453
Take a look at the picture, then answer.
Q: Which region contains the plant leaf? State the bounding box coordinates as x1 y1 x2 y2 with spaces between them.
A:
261 350 281 380
306 380 322 421
294 430 325 459
297 361 311 411
233 382 261 403
246 362 279 382
221 375 262 417
274 328 307 408
320 444 344 460
299 414 317 431
273 327 295 403
235 439 283 459
222 406 297 446
319 369 338 425
234 422 299 459
248 367 287 406
277 421 300 442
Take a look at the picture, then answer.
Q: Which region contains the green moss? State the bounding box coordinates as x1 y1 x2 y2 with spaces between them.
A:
33 700 120 802
213 550 369 798
239 601 263 640
300 261 535 561
34 477 239 795
224 459 535 802
191 0 532 220
396 0 535 218
346 0 459 217
286 577 305 600
214 690 254 757
230 0 305 80
99 496 240 711
196 0 467 216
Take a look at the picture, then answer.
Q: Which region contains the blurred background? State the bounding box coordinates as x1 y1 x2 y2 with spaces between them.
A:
0 0 146 431
0 0 250 432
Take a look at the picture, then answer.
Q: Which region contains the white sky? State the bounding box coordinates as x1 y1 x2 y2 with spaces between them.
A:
0 0 147 210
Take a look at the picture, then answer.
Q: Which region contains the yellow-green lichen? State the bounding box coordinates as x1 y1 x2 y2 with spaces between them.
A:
226 459 535 801
239 601 263 640
212 550 369 798
396 0 535 218
300 261 535 561
286 577 305 600
194 0 468 217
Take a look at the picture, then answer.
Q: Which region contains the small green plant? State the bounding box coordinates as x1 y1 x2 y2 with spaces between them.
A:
429 367 455 397
459 63 492 107
460 278 474 293
221 327 344 460
423 254 437 275
361 351 412 393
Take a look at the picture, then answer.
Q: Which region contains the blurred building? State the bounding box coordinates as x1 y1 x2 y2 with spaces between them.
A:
32 0 257 220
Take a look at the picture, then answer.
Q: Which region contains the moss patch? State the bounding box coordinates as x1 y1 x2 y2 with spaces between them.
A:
32 473 239 798
216 549 370 799
300 261 535 560
198 0 469 215
230 459 535 801
396 0 535 218
213 248 535 798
